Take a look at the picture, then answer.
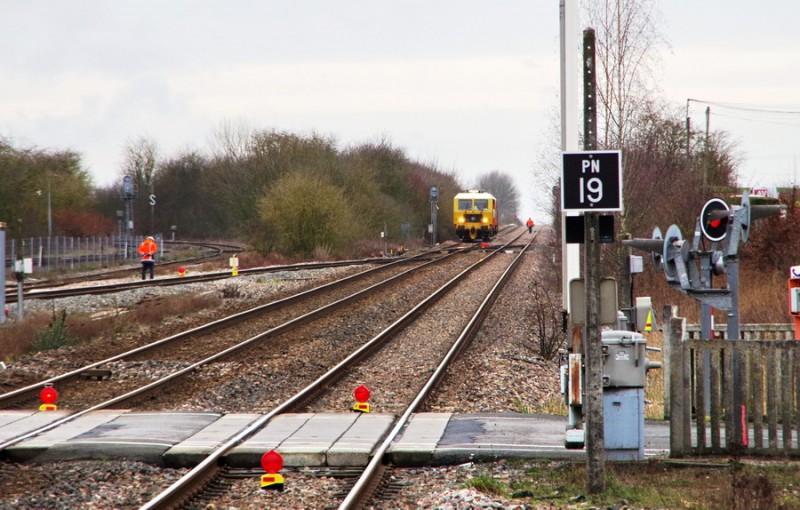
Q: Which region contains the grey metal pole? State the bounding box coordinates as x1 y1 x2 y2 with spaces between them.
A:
47 184 52 237
700 301 713 415
16 277 23 321
0 223 5 324
727 258 744 447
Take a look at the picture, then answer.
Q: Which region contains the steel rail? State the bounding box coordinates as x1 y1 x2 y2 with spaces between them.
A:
3 255 412 303
339 233 535 509
0 250 439 408
0 248 461 452
139 231 526 510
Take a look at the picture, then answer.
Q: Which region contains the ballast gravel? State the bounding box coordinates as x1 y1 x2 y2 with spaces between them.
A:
0 233 579 509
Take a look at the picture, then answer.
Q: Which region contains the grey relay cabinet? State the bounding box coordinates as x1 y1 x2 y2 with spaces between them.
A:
601 330 656 388
601 330 661 460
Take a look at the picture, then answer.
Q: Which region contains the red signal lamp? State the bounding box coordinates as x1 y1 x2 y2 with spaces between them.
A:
700 198 730 242
260 450 285 491
178 267 186 277
352 384 371 413
480 242 490 249
39 384 58 411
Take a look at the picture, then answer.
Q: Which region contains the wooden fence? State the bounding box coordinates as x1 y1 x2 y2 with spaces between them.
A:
667 318 800 457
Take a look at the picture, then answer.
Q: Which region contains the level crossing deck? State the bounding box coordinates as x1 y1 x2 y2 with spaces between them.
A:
0 410 671 467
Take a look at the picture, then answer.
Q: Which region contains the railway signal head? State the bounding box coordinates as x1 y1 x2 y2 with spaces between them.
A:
700 198 730 242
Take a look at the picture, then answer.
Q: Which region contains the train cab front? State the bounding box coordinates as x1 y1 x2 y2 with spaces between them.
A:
455 213 492 242
453 189 496 242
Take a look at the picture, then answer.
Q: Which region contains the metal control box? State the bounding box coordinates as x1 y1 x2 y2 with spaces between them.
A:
601 330 648 388
604 387 645 461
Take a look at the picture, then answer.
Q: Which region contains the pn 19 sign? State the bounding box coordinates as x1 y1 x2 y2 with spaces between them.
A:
561 150 622 212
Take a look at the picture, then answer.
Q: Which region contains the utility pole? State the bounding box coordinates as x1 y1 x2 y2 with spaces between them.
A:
582 27 605 494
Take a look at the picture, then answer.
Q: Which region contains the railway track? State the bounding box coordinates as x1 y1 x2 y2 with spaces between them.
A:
0 226 559 508
4 255 400 304
0 249 462 410
140 230 532 509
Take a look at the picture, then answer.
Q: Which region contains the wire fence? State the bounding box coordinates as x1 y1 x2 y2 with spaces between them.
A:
3 235 163 275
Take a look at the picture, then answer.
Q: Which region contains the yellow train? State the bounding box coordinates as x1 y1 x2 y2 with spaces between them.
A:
453 190 498 242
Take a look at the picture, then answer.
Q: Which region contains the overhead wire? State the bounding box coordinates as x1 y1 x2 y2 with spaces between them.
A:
685 98 799 187
687 98 800 115
710 111 800 127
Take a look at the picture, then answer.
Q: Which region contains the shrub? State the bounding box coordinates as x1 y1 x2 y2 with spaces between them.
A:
32 310 71 351
528 277 566 360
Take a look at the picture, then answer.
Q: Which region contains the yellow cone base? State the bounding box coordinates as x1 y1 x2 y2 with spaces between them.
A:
352 402 371 413
260 473 285 491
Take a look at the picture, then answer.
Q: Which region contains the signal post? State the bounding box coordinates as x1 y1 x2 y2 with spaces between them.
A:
559 26 624 494
625 194 786 449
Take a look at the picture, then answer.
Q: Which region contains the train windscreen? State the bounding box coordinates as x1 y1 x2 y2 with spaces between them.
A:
457 199 472 210
474 199 489 211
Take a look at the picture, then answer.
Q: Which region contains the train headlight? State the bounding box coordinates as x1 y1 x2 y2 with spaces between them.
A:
481 217 488 224
458 217 465 224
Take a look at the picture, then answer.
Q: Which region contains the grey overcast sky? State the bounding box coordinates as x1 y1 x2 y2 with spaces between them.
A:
1 1 798 219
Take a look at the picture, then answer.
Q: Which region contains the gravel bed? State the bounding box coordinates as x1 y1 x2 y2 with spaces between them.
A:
7 266 360 318
0 460 187 510
0 234 578 509
0 265 361 391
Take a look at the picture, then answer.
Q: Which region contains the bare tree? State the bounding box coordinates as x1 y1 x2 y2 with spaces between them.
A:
121 137 159 235
208 119 254 163
476 170 521 223
580 1 667 307
121 137 158 191
584 0 666 148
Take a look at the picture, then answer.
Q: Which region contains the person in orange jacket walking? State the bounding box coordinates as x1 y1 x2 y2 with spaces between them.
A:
138 236 158 280
526 217 534 234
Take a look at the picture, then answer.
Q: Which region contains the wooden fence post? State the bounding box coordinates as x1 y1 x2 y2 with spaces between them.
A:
668 316 687 456
662 305 678 420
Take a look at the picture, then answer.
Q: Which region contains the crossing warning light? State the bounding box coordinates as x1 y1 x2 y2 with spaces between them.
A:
353 384 371 413
260 450 285 491
39 384 58 411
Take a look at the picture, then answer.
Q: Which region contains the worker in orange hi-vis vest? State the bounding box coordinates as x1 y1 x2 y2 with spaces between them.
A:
526 218 534 234
138 236 158 280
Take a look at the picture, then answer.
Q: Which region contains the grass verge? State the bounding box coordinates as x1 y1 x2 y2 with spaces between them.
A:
464 458 800 509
